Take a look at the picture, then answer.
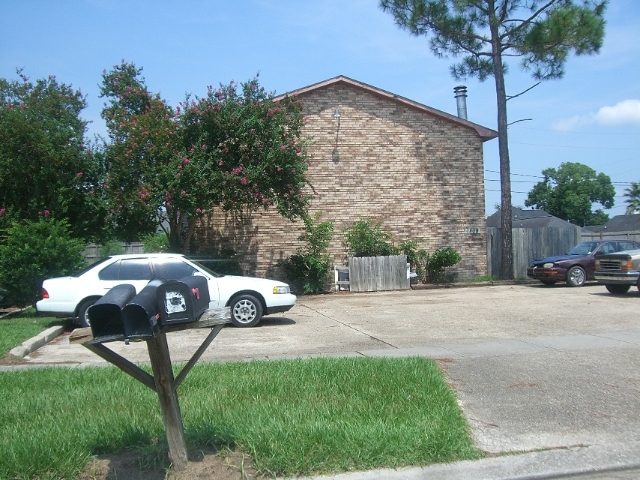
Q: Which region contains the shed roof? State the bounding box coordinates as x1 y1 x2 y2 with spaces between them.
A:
486 207 577 229
275 75 498 142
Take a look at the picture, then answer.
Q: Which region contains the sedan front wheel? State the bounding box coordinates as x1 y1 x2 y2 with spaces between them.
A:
230 294 263 328
566 266 586 287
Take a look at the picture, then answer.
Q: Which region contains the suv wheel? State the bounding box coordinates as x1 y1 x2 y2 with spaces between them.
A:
605 284 630 294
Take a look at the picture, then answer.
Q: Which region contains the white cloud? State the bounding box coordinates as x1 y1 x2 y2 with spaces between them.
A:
553 99 640 131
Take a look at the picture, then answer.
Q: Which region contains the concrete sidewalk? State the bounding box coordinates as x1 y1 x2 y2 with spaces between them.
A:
5 284 640 478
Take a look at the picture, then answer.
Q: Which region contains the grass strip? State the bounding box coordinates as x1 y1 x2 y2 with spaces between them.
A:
0 356 481 479
0 309 67 357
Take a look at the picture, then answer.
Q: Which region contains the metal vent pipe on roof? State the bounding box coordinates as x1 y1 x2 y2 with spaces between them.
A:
454 85 468 120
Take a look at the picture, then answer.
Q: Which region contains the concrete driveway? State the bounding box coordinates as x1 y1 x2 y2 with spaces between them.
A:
14 282 640 470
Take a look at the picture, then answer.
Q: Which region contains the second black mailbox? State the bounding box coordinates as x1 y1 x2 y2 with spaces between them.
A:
122 278 166 341
88 283 137 343
156 276 210 326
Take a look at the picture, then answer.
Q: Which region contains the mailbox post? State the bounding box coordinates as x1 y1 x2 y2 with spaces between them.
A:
78 278 230 471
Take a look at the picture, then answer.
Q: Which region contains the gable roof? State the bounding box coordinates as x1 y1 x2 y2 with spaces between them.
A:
275 75 498 142
585 214 640 233
486 207 578 229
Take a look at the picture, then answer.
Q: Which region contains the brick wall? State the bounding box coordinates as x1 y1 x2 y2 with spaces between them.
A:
194 82 488 281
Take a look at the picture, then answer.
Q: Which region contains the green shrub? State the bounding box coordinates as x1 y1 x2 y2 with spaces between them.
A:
343 219 398 257
98 239 126 258
421 247 462 284
398 239 425 280
142 232 169 253
279 213 334 294
0 219 86 306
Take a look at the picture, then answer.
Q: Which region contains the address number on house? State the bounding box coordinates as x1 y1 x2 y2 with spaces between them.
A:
464 228 480 234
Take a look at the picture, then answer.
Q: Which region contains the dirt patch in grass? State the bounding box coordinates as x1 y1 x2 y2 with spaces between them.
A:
0 352 29 366
78 447 260 480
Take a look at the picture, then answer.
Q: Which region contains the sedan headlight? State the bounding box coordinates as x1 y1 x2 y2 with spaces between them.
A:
543 262 554 268
273 285 290 294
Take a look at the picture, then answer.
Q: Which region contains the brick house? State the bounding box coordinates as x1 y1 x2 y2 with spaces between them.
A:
195 76 497 282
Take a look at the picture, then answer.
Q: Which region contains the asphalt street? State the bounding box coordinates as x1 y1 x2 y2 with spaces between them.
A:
6 281 640 479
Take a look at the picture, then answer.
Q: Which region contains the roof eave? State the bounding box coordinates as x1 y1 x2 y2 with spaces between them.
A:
274 75 498 142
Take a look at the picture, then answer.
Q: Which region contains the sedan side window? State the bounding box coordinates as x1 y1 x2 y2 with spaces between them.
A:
153 259 196 280
99 261 120 280
118 259 154 280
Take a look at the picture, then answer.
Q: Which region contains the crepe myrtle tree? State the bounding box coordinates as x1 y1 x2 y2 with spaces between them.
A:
100 62 179 244
101 62 310 253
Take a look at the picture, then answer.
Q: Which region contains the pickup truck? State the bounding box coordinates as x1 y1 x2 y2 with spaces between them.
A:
594 249 640 294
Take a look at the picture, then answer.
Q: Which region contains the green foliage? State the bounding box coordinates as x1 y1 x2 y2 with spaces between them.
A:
398 239 424 280
0 219 85 306
524 162 615 226
100 62 310 252
0 358 479 478
99 239 126 258
279 213 334 294
624 181 640 214
343 219 398 257
0 70 108 242
419 247 462 284
142 232 169 253
380 0 606 82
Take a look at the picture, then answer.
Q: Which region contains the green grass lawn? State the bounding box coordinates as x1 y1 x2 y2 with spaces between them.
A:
0 356 481 479
0 308 68 357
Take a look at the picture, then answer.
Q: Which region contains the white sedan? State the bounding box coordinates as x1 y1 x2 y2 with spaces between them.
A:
35 253 296 328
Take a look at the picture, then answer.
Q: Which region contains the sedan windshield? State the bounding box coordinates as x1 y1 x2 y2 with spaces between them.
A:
568 242 598 255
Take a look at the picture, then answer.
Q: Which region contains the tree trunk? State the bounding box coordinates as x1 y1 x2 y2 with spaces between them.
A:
489 2 513 279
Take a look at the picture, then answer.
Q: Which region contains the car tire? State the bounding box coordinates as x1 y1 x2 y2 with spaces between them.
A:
566 266 586 287
76 299 97 328
606 284 631 295
230 294 263 328
540 280 556 286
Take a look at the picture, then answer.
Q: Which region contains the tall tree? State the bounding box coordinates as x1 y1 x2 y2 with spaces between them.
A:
0 71 107 241
525 162 614 226
101 62 310 253
624 181 640 214
380 0 607 278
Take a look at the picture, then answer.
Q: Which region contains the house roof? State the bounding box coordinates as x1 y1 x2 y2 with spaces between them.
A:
486 207 577 229
585 214 640 233
275 75 498 142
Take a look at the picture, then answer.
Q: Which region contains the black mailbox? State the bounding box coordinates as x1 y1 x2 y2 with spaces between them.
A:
122 278 166 341
87 284 137 344
157 276 210 326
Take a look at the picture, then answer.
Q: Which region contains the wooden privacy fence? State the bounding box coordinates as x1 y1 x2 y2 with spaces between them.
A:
346 255 410 292
487 227 580 279
581 230 640 243
83 242 145 264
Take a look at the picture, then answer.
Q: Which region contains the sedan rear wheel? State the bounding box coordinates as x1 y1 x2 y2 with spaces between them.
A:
230 294 263 328
606 284 631 295
76 299 96 328
566 266 586 287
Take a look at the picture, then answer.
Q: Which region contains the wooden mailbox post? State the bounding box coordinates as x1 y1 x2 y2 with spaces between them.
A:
73 309 230 471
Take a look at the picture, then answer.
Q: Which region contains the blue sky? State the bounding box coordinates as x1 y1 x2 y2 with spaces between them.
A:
2 0 639 220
